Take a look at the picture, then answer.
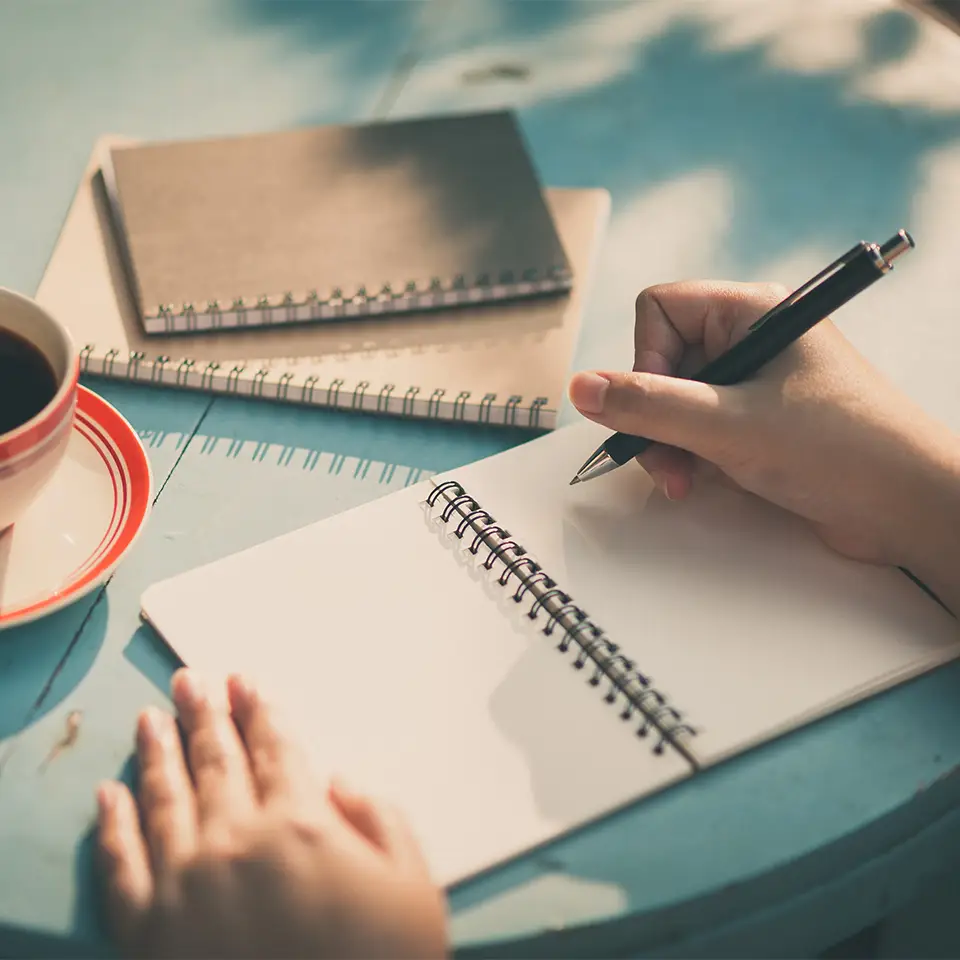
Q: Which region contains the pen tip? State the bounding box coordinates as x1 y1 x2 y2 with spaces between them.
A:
569 476 581 486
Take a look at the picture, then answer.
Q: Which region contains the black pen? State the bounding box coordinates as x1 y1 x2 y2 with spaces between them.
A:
570 230 915 485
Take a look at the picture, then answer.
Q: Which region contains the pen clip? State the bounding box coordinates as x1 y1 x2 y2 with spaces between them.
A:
748 242 865 331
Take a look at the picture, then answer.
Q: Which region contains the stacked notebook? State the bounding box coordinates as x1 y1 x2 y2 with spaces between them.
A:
38 116 607 429
141 421 960 888
104 112 572 334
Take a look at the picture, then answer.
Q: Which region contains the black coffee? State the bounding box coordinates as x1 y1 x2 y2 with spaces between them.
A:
0 328 59 435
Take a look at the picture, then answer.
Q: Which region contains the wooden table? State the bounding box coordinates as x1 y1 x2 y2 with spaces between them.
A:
3 2 960 955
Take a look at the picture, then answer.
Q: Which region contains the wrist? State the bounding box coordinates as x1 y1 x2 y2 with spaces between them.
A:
892 434 960 615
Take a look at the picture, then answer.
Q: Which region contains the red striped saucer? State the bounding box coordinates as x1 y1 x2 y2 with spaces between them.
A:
0 386 152 630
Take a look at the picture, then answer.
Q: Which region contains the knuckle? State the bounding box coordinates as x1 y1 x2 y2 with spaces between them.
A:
176 691 214 728
273 810 330 849
756 280 790 304
614 372 654 409
152 818 188 857
634 285 665 315
200 824 241 859
139 765 178 807
98 831 127 869
180 852 235 894
109 864 145 904
289 818 330 853
196 750 231 782
248 738 283 781
190 730 234 778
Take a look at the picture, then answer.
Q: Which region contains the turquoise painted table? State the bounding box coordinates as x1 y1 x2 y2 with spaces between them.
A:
3 2 960 956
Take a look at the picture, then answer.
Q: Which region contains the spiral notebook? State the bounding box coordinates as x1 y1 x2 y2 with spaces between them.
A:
36 137 606 430
103 111 571 335
140 421 960 887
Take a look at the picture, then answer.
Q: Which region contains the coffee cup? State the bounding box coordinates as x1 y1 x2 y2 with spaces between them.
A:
0 288 79 532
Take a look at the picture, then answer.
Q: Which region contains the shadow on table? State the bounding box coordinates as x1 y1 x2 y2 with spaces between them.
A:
523 7 960 272
264 0 960 289
0 377 207 743
124 623 183 700
178 389 543 476
70 755 138 959
0 922 108 960
0 593 109 742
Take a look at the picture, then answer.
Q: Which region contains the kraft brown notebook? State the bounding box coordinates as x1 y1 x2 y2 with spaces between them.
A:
103 112 572 334
36 137 609 429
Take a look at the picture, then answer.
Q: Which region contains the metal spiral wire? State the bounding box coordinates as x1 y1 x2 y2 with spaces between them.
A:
426 480 697 756
145 267 572 334
78 345 553 428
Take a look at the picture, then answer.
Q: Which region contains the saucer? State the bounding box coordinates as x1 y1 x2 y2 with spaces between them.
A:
0 386 152 630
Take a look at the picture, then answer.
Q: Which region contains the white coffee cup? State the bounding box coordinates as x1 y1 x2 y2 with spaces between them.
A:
0 288 79 532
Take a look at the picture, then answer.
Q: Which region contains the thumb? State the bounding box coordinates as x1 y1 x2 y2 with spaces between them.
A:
568 370 742 461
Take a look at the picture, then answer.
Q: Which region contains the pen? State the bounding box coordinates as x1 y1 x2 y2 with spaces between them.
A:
570 230 915 485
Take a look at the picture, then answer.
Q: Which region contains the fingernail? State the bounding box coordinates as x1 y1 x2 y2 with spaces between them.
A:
97 782 116 815
568 372 610 414
664 476 687 501
227 673 256 713
173 669 205 710
230 673 254 701
138 707 168 745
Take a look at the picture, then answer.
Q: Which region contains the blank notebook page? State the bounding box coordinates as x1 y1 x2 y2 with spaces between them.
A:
142 422 960 884
435 422 960 768
140 447 693 888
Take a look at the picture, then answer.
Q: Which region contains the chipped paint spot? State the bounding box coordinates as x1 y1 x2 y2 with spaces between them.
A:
39 710 82 771
462 63 531 85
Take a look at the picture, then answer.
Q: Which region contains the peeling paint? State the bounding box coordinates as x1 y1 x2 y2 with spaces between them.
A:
462 63 531 85
39 710 82 772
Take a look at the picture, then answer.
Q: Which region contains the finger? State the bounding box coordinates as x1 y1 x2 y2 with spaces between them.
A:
632 311 696 499
568 370 743 463
97 781 153 948
702 461 742 492
135 707 198 874
634 281 788 369
639 444 696 501
171 669 256 835
626 282 785 487
329 779 430 876
227 674 313 811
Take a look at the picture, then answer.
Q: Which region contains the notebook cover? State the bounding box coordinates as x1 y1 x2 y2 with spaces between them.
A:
106 112 572 333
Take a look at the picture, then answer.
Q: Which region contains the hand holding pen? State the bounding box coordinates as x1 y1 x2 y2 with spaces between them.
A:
564 231 960 613
569 231 914 485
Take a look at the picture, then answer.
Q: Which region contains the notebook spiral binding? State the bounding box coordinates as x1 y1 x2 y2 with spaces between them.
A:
142 268 572 335
426 480 697 759
78 345 554 428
